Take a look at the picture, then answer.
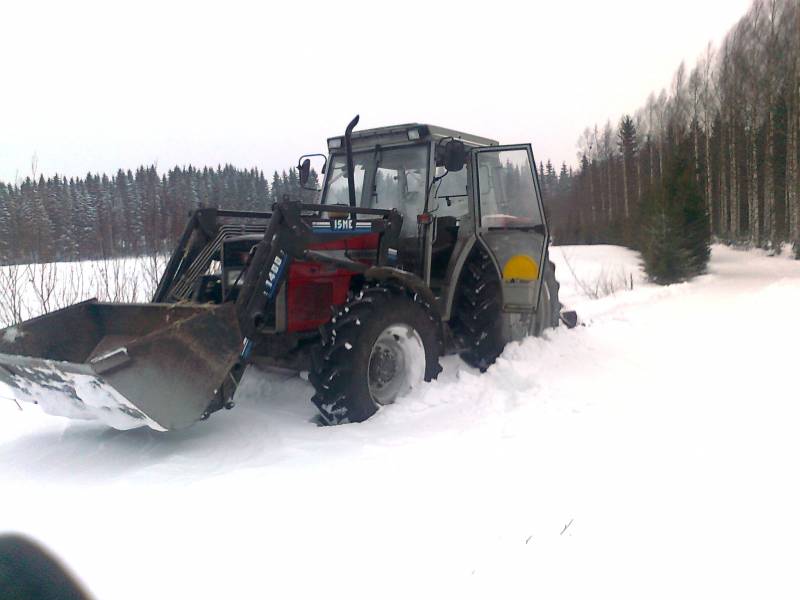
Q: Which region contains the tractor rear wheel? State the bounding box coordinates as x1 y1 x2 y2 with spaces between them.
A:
452 250 561 370
310 284 442 425
534 258 561 335
451 247 505 371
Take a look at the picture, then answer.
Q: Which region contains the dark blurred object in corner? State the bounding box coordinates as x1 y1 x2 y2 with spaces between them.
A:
0 534 91 600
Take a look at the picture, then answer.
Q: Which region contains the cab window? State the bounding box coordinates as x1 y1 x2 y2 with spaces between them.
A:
431 166 469 218
370 145 428 237
476 148 542 228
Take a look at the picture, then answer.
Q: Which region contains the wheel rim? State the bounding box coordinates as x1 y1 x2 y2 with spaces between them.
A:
367 323 426 405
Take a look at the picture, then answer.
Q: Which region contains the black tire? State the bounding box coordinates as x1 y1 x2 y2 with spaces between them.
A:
450 247 505 371
452 250 562 370
309 283 442 425
534 258 561 335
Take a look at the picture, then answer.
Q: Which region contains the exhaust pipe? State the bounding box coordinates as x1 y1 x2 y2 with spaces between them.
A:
344 114 359 208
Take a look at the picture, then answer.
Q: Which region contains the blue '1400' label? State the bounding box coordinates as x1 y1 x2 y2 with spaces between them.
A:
264 251 287 299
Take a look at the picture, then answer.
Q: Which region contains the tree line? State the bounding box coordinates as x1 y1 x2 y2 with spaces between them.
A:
3 0 795 270
0 165 319 265
544 0 800 258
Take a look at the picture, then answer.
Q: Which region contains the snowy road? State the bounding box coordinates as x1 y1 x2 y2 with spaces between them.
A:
2 245 799 599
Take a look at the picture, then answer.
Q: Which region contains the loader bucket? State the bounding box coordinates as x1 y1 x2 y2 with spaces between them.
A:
0 301 243 431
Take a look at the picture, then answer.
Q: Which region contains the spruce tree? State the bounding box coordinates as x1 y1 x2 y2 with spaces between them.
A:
538 162 546 198
559 162 569 187
0 184 12 262
545 160 556 190
641 140 710 283
271 171 283 202
617 115 639 156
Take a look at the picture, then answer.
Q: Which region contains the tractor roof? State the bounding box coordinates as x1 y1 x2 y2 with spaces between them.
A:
328 123 499 152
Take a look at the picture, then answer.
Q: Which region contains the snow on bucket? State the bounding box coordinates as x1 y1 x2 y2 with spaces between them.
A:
0 301 243 431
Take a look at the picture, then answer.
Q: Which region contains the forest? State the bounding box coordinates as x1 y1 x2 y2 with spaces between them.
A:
0 165 318 265
0 0 797 266
546 0 800 256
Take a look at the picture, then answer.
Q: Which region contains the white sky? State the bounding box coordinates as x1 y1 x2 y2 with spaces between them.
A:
1 0 752 184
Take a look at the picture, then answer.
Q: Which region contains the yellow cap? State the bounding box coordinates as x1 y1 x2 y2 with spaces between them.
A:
502 255 539 281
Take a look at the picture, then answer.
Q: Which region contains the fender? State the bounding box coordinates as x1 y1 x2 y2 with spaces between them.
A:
363 266 440 315
439 235 504 320
439 234 476 320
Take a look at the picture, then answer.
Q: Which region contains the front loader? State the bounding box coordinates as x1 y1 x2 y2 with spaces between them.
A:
0 116 572 431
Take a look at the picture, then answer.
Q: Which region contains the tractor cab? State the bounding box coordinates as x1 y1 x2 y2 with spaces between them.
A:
311 124 500 294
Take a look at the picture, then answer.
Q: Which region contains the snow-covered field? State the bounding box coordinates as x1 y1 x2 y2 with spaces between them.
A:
2 244 799 599
0 255 166 328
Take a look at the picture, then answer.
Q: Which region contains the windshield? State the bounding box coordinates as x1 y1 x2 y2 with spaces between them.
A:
322 144 429 236
322 152 371 206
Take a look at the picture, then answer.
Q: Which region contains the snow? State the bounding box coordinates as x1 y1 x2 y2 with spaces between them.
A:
0 255 166 328
2 327 22 343
0 361 164 431
2 244 800 599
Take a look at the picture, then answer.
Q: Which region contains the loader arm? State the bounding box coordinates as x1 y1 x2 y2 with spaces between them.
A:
234 200 402 344
152 207 274 304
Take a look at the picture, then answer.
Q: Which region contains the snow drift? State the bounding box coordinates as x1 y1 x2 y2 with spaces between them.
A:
1 244 799 600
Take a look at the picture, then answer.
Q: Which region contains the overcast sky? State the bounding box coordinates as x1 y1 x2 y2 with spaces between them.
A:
1 0 752 184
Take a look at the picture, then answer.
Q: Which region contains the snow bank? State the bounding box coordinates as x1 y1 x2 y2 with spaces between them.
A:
0 255 166 328
1 244 799 600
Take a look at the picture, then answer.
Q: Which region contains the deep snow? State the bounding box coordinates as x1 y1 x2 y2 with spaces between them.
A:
1 244 799 599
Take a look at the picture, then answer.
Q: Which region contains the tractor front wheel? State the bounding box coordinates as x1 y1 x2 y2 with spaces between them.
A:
310 284 442 425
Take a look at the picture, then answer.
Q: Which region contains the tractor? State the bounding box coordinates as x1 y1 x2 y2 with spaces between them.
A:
0 117 566 430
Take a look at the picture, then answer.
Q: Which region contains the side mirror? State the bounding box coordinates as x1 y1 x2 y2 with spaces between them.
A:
298 158 311 187
444 140 466 172
296 153 328 190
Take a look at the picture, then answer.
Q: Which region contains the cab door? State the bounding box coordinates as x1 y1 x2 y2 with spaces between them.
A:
471 144 548 311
